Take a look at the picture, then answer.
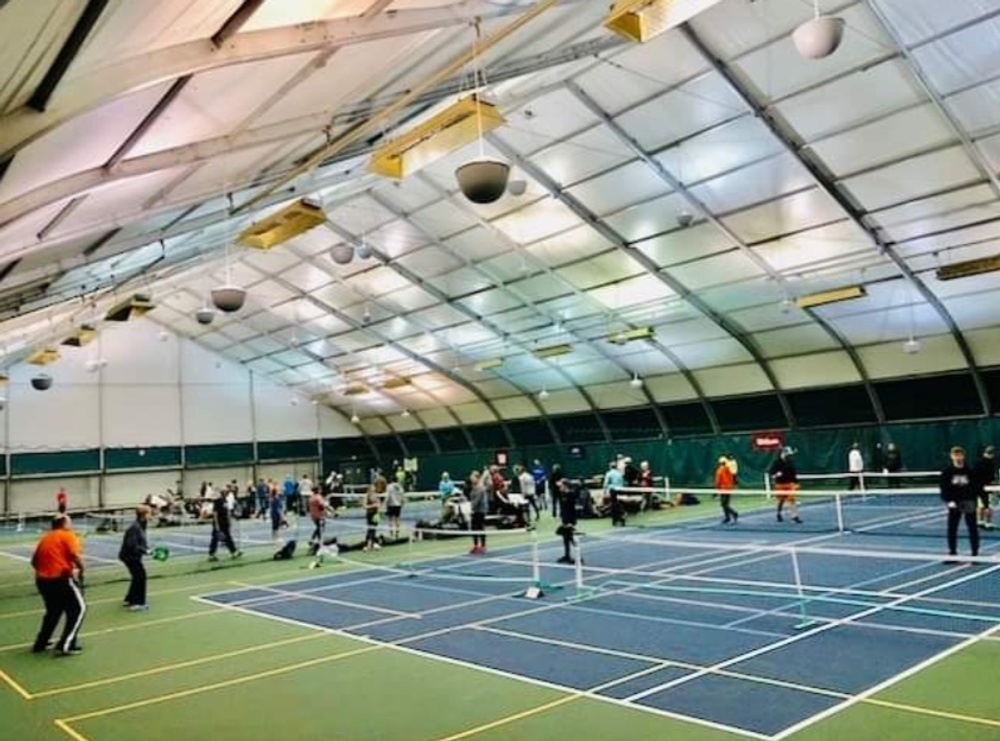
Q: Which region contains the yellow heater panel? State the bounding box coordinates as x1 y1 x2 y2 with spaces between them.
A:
605 0 675 43
237 199 326 250
795 285 866 310
381 377 412 390
342 384 369 396
607 326 655 345
27 347 60 366
534 344 573 359
105 295 154 322
369 96 505 180
61 326 98 348
936 255 1000 281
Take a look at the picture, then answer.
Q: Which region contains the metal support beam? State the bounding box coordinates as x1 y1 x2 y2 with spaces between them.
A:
0 35 620 233
212 0 267 47
680 23 991 417
268 250 515 449
490 131 792 431
409 174 671 438
1 0 590 161
566 81 884 427
364 191 597 443
27 0 110 112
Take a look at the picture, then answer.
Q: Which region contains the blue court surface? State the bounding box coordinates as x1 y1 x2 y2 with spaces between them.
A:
196 524 1000 739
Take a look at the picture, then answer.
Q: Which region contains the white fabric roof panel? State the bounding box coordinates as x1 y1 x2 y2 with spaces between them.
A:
3 0 1000 425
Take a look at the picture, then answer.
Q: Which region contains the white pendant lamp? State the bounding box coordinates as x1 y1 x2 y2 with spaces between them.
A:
793 1 845 60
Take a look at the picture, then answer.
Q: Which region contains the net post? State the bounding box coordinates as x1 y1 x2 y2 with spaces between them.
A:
790 548 816 630
764 473 772 501
859 470 868 502
531 528 541 587
16 511 24 533
834 491 846 533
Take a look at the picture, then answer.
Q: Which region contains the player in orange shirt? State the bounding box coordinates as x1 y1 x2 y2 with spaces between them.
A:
30 515 86 656
714 456 739 525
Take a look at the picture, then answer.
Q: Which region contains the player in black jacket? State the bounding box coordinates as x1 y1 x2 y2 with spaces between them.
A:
119 505 150 610
939 446 979 558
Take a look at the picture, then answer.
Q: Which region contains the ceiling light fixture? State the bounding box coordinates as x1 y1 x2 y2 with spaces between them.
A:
792 0 845 59
629 374 643 389
401 409 411 418
455 22 510 205
902 337 921 355
350 411 360 424
330 243 355 265
538 387 550 400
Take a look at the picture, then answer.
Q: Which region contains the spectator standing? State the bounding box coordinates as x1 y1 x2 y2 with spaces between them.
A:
385 479 405 540
972 445 996 530
884 443 903 488
468 471 489 555
603 460 626 526
848 443 864 491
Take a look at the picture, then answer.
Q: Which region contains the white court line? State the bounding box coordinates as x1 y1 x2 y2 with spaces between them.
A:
622 562 1000 706
227 581 414 618
191 595 771 741
771 620 1000 740
0 550 31 563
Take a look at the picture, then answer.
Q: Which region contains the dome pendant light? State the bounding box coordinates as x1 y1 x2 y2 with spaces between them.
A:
455 23 510 205
793 0 845 60
212 195 246 313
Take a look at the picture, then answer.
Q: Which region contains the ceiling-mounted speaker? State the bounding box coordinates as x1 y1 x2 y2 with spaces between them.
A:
330 244 355 265
455 159 511 204
792 15 845 59
211 285 246 313
354 241 373 260
31 373 53 391
105 292 154 322
195 307 216 325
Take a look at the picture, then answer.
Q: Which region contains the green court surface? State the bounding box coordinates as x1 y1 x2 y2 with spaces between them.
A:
2 506 998 741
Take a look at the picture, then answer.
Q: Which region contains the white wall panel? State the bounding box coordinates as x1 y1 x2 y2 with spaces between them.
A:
180 338 252 444
9 477 100 513
451 402 497 425
772 351 861 389
103 471 180 507
693 364 772 397
647 373 699 403
103 385 182 447
181 467 254 494
966 326 1000 367
537 388 589 415
859 334 967 379
494 396 542 420
253 373 319 442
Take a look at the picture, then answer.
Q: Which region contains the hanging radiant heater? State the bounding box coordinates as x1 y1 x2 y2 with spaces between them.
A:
369 96 505 181
104 292 154 322
605 0 725 44
236 199 326 250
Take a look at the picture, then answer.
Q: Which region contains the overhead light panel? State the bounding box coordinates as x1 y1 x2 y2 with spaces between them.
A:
61 323 98 347
936 254 1000 282
533 343 573 359
607 326 655 345
369 96 505 180
605 0 724 44
237 199 325 250
27 347 60 366
474 357 504 372
794 285 866 309
105 292 154 322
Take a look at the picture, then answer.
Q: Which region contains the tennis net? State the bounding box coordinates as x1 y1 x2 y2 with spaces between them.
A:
664 483 999 540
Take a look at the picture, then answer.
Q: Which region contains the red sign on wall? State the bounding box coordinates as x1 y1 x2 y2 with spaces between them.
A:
751 431 785 451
